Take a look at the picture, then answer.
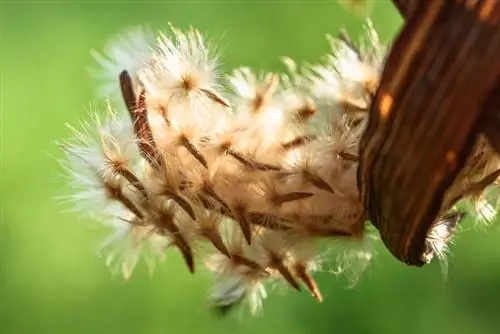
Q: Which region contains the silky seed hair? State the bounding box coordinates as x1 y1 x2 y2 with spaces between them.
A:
58 19 499 315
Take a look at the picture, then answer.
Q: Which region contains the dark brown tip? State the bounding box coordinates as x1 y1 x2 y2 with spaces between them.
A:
295 264 323 302
204 230 231 257
200 88 231 108
178 241 195 274
233 205 252 245
272 192 314 206
227 149 281 171
281 135 318 151
338 151 359 162
167 191 197 221
119 70 137 113
304 172 336 194
179 135 208 169
272 258 301 292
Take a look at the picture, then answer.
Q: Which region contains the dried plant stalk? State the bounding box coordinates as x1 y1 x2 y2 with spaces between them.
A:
359 0 500 265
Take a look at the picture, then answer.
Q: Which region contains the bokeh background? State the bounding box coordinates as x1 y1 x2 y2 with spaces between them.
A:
2 1 500 333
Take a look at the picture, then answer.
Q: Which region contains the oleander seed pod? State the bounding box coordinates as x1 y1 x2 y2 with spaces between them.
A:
58 14 499 315
359 0 500 266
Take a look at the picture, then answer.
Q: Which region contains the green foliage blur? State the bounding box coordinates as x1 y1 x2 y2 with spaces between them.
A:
1 1 500 333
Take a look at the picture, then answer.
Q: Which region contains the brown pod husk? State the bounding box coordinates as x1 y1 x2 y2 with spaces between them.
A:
391 0 425 18
391 1 500 151
359 0 500 266
481 81 500 152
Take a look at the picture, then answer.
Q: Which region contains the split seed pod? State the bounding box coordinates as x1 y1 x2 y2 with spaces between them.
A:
359 0 500 266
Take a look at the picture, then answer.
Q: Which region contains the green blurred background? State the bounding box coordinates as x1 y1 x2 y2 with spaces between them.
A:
2 1 500 333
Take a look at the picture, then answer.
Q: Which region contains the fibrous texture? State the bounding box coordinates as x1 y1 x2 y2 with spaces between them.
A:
58 21 499 314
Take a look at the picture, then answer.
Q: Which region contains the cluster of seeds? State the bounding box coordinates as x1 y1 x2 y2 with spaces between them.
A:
59 20 499 314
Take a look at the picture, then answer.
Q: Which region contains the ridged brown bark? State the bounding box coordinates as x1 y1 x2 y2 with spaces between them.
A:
360 0 500 265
